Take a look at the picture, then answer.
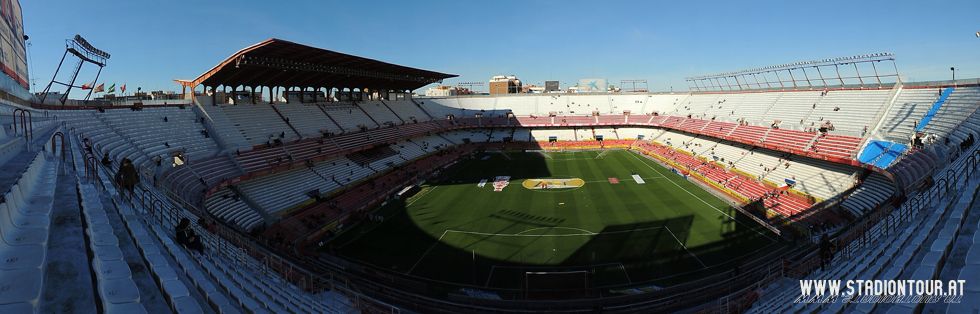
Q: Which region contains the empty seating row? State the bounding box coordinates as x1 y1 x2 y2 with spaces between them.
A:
750 133 979 313
656 129 858 201
78 184 148 313
83 134 352 313
841 173 895 218
357 101 401 125
635 141 812 217
387 100 432 122
205 188 264 231
0 153 57 311
880 88 940 142
320 103 377 131
97 107 219 162
219 105 297 146
274 104 341 137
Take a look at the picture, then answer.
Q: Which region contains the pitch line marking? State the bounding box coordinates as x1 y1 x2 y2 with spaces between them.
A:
627 151 775 240
443 226 664 238
407 229 449 274
515 227 596 235
406 186 437 207
665 226 707 269
618 262 632 284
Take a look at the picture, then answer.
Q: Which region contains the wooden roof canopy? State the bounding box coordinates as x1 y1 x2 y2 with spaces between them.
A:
177 38 456 91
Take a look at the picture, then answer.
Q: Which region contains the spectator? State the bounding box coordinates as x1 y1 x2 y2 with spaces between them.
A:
100 152 112 167
176 218 204 253
114 158 139 196
819 234 832 271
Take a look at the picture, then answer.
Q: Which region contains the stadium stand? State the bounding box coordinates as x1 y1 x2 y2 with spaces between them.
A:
879 87 942 142
7 80 977 312
840 172 895 218
749 139 978 314
65 121 362 313
357 101 402 125
218 104 298 145
0 153 56 311
9 34 978 312
274 103 342 137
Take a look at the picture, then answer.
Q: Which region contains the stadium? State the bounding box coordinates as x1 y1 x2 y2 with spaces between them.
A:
2 1 979 313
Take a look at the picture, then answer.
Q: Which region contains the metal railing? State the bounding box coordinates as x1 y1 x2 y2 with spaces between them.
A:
66 127 401 313
785 145 979 278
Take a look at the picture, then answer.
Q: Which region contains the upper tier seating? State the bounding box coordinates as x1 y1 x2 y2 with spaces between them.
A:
60 108 220 168
805 89 891 136
275 104 342 137
879 88 941 142
357 101 402 125
59 111 193 174
219 104 298 145
530 128 577 141
920 87 980 155
320 103 377 131
753 92 820 127
99 107 219 159
387 100 432 122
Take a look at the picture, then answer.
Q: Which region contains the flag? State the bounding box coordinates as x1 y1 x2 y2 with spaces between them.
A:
94 83 104 93
81 83 92 90
120 84 126 93
107 83 116 94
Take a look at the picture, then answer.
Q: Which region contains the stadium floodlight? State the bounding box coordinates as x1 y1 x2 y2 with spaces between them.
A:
39 34 111 104
72 34 110 61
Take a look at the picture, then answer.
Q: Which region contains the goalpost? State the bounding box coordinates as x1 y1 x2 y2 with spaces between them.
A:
595 149 611 159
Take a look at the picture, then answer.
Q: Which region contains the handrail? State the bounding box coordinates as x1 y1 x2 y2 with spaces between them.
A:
794 145 979 279
69 126 401 312
50 132 67 161
12 108 32 141
862 81 904 147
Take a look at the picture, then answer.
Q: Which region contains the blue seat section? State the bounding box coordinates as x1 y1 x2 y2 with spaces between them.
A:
858 140 909 168
915 87 954 132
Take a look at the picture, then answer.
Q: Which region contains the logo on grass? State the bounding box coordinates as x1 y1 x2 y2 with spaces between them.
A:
493 176 511 192
522 178 586 190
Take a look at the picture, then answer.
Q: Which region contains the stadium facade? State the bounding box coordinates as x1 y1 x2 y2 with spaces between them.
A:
0 0 28 103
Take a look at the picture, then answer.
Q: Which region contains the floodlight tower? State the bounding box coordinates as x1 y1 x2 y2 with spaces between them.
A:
39 34 110 105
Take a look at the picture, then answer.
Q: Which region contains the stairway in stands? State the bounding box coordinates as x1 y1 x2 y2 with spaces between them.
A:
916 87 955 133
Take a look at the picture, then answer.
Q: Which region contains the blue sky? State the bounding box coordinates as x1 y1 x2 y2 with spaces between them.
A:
22 0 980 95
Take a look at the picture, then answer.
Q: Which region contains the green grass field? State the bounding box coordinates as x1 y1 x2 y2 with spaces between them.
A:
331 149 785 291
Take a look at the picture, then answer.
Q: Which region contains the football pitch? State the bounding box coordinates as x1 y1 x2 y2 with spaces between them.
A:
331 149 786 291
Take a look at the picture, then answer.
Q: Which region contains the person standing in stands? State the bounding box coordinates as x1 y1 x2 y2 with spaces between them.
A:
819 234 832 271
114 158 140 197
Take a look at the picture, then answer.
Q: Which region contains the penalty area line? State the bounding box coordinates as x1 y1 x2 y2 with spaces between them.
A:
665 226 707 269
628 152 776 241
406 186 437 207
407 229 449 275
